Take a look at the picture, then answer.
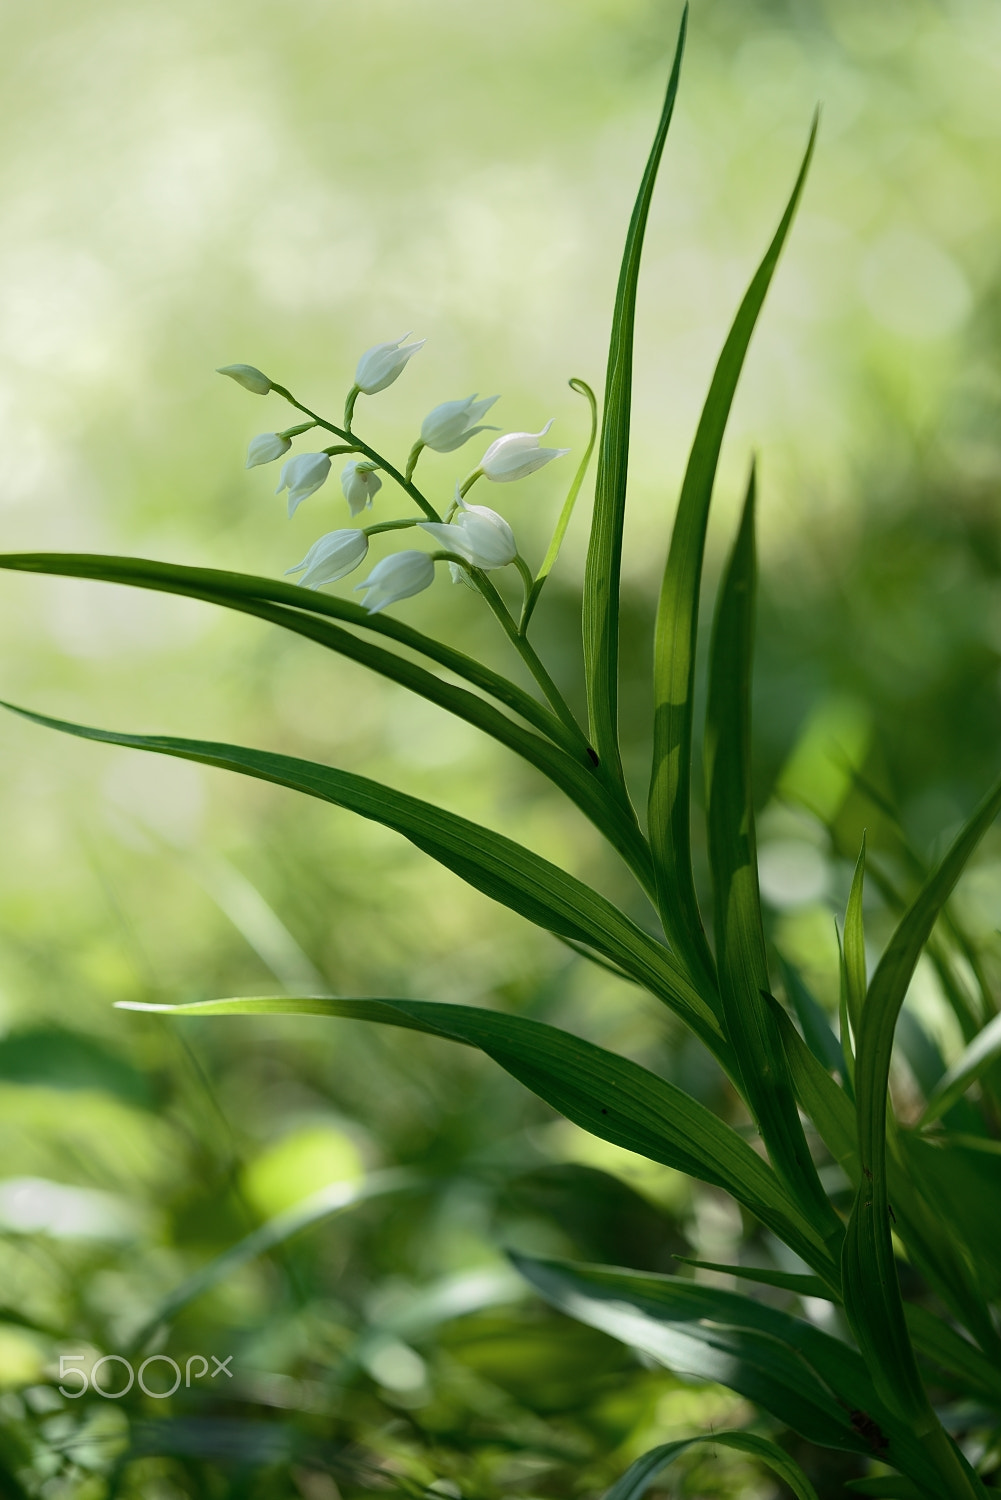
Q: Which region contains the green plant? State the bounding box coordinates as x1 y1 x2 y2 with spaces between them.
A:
3 8 1001 1497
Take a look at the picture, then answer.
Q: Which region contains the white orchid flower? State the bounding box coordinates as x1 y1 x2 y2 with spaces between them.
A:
276 452 332 517
341 460 383 517
420 394 500 453
355 333 426 395
355 550 436 613
479 420 569 482
245 432 292 468
285 529 369 589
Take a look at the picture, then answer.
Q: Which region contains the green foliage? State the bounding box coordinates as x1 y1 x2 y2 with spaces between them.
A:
3 6 1001 1500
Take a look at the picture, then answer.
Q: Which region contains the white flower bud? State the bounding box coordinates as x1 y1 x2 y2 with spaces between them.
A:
479 420 569 483
355 333 425 395
355 550 435 613
285 529 369 589
276 452 332 517
246 432 292 468
420 394 500 453
217 363 272 395
341 460 383 517
421 495 516 571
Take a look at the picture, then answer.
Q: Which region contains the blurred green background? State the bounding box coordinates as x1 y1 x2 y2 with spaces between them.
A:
1 1 1000 1495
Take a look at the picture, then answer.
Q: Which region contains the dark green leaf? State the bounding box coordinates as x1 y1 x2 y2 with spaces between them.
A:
843 837 867 1038
705 470 840 1249
648 115 817 991
2 698 723 1053
843 770 1001 1426
512 1254 936 1490
674 1258 831 1299
582 6 687 794
605 1431 819 1500
918 1010 1001 1128
118 995 831 1273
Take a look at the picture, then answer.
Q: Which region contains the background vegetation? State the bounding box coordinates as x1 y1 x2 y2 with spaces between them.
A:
1 1 1000 1495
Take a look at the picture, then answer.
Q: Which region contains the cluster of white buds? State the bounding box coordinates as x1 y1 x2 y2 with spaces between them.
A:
220 333 570 613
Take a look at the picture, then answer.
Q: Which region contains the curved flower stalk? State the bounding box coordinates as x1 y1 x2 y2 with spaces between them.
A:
3 9 998 1498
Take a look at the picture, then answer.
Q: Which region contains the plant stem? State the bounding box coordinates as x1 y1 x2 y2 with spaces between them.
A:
271 385 441 521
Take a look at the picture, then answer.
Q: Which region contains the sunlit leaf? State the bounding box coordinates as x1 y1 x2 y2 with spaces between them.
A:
582 6 687 794
117 994 832 1274
648 116 817 990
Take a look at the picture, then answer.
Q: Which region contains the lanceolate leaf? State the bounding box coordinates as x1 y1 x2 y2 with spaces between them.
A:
648 116 818 990
118 995 832 1275
512 1255 937 1491
844 836 867 1039
705 471 840 1250
0 553 653 891
1 699 723 1053
918 1009 1001 1127
843 769 1001 1478
674 1258 831 1299
605 1432 820 1500
582 6 687 795
0 553 576 753
128 1170 413 1352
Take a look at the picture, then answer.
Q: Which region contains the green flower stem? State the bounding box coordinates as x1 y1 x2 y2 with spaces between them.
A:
364 518 422 537
270 384 441 521
321 444 358 458
513 554 535 629
404 440 425 482
343 384 361 431
280 420 319 440
459 469 483 498
474 570 588 749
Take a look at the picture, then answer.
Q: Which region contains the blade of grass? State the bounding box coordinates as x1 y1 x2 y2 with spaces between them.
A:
604 1432 820 1500
648 115 818 991
521 379 598 634
1 699 725 1055
705 468 841 1252
917 1010 1001 1128
512 1255 937 1488
119 995 835 1277
844 836 867 1039
582 5 687 796
842 770 1001 1493
126 1169 413 1352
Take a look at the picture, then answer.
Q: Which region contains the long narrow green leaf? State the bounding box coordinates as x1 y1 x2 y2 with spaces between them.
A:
522 378 598 632
604 1432 820 1500
705 469 840 1251
771 992 1001 1371
844 836 867 1038
674 1258 831 1300
843 770 1001 1476
0 552 655 891
905 1304 1001 1405
780 956 851 1084
582 6 687 794
648 115 818 989
119 995 833 1275
0 552 575 752
127 1170 412 1352
1 699 725 1054
512 1255 937 1490
918 1009 1001 1127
